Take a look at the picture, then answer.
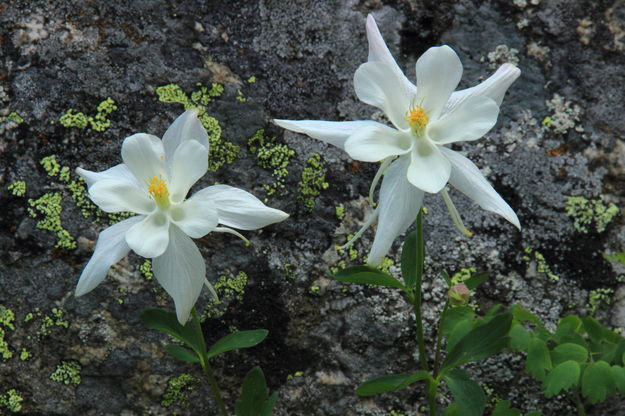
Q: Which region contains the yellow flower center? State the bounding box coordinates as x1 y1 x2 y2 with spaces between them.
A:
404 105 429 133
148 176 170 208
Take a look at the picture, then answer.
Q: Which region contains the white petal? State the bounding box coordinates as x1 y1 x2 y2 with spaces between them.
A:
354 61 411 130
76 164 141 190
440 147 520 229
415 45 463 120
121 133 167 187
89 179 155 214
162 110 209 172
273 119 380 150
75 216 143 296
192 185 289 230
170 197 219 238
428 96 499 145
446 63 520 114
153 225 206 324
125 212 170 258
368 156 424 266
344 123 412 162
365 14 416 96
169 140 208 203
406 142 451 193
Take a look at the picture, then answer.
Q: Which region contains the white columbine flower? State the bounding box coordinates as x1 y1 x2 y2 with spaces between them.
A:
275 14 521 265
76 110 288 323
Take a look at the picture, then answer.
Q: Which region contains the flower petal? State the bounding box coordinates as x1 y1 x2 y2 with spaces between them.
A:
153 225 206 324
169 139 209 203
354 61 411 130
344 123 412 162
121 133 167 187
76 164 141 190
440 147 520 229
428 96 499 144
89 179 155 214
192 185 289 230
415 45 463 120
368 156 424 266
273 119 381 150
75 216 143 296
446 63 520 114
406 142 451 193
162 109 209 172
125 212 170 258
365 14 416 96
170 197 219 239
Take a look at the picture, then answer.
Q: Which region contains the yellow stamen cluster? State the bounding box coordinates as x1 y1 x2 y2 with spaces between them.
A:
404 105 429 132
148 176 169 207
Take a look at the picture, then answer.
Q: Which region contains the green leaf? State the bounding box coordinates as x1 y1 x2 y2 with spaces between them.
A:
207 330 268 359
551 343 588 365
582 316 608 343
543 360 580 397
443 369 486 416
140 309 205 355
442 312 512 371
610 365 625 396
235 367 272 416
511 303 543 326
261 392 278 416
446 319 474 352
491 400 522 416
525 338 552 381
441 306 475 336
464 272 488 290
555 315 582 344
441 270 452 287
443 403 460 416
164 344 200 363
582 360 614 404
331 266 405 290
508 323 530 351
356 371 430 396
526 412 542 416
401 231 419 288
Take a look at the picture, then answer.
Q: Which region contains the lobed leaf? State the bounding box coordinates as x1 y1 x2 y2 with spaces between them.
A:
582 360 614 404
443 369 486 416
551 343 588 365
526 338 552 381
543 360 580 397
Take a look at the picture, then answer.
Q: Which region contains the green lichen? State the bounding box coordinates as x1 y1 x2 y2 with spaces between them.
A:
378 257 394 274
28 192 76 249
0 389 23 413
309 285 320 293
140 259 154 280
0 328 11 360
7 181 26 197
67 178 101 220
450 267 477 285
335 204 345 221
59 98 118 132
247 76 257 84
58 167 71 183
23 313 33 323
248 129 295 199
235 89 247 102
522 246 559 282
40 155 61 177
161 373 197 408
19 349 30 361
0 306 15 331
156 82 239 171
286 371 304 380
588 288 614 315
203 271 248 319
50 361 81 385
541 116 553 127
566 195 619 233
298 152 329 211
277 263 296 280
37 307 69 337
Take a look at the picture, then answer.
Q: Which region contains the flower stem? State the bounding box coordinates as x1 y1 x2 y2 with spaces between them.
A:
191 309 228 416
412 211 437 415
573 392 586 416
433 301 450 377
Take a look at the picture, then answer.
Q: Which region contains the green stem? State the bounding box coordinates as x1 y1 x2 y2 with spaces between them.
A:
573 392 586 416
412 211 437 415
433 301 450 378
191 309 228 416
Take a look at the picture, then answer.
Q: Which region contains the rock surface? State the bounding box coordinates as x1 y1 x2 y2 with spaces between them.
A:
1 0 625 415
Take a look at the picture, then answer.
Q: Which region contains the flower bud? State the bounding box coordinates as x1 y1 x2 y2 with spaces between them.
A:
448 283 470 305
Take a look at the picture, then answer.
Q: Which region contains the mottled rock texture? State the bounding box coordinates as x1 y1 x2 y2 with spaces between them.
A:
1 0 625 415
